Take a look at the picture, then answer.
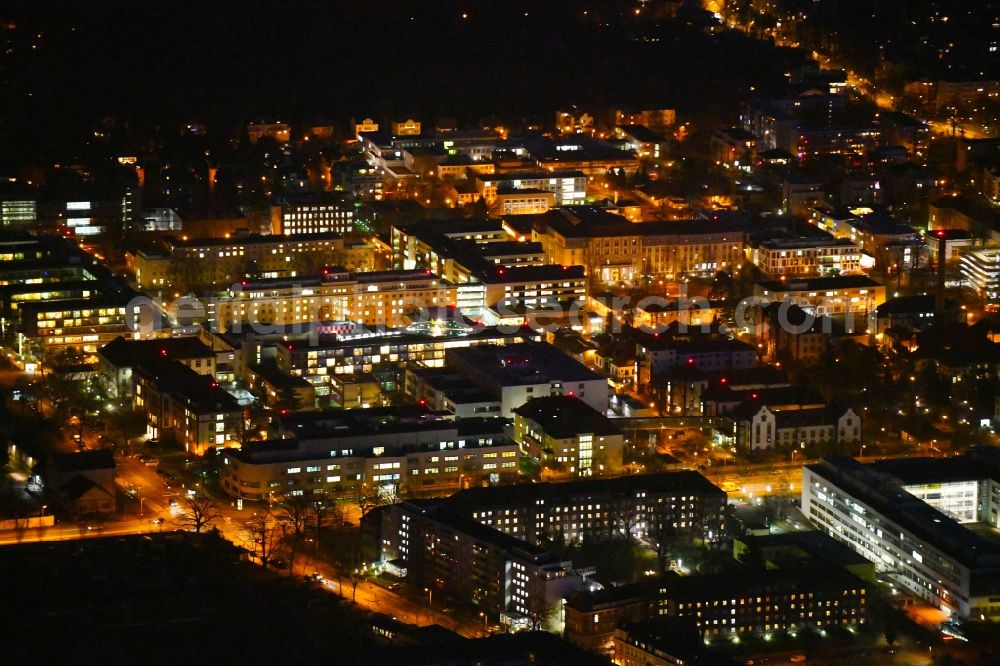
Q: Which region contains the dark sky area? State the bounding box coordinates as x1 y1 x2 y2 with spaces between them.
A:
0 1 803 162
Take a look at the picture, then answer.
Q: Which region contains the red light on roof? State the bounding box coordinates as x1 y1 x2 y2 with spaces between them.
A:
720 377 727 384
279 409 289 416
567 391 575 397
419 398 427 405
160 349 167 356
934 230 946 238
751 393 758 399
240 280 247 286
687 358 695 365
322 268 329 275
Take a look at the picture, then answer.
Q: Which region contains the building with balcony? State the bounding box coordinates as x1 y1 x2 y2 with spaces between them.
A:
961 247 1000 304
751 236 863 277
275 326 539 395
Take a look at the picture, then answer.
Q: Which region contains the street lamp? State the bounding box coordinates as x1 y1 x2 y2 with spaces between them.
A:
424 587 433 609
480 611 488 636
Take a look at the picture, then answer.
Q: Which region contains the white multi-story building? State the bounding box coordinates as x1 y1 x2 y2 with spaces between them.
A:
475 170 587 207
270 195 355 235
752 237 863 277
961 247 1000 303
802 454 1000 621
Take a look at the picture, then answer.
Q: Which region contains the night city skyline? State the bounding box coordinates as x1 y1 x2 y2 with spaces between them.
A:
1 2 1000 664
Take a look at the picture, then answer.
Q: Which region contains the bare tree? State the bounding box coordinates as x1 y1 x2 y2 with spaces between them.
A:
235 402 269 447
356 493 378 518
376 482 400 506
176 494 222 533
358 482 400 518
282 495 310 539
241 510 284 570
644 506 677 573
348 563 367 604
610 502 640 542
309 498 345 538
524 595 559 631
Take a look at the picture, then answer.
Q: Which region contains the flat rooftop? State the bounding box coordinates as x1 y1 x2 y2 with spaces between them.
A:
807 457 1000 568
448 471 725 510
513 396 621 438
446 341 604 386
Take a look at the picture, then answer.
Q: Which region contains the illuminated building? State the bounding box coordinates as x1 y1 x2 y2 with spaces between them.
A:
753 275 886 329
960 247 1000 303
391 220 586 318
456 469 724 547
555 107 594 135
802 453 1000 620
755 302 844 362
614 108 676 131
221 409 519 499
491 189 554 216
710 127 757 170
524 136 640 177
270 194 356 235
97 336 218 399
614 125 668 160
531 207 748 283
657 568 868 637
332 158 385 199
0 198 36 227
133 361 241 455
751 236 863 277
366 500 582 625
19 295 140 355
246 121 290 143
735 404 861 451
810 207 922 269
565 565 867 649
276 325 540 395
636 332 758 387
444 342 610 417
434 154 495 180
512 395 624 476
64 201 105 237
213 269 455 331
129 231 373 289
474 170 586 206
391 118 421 136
